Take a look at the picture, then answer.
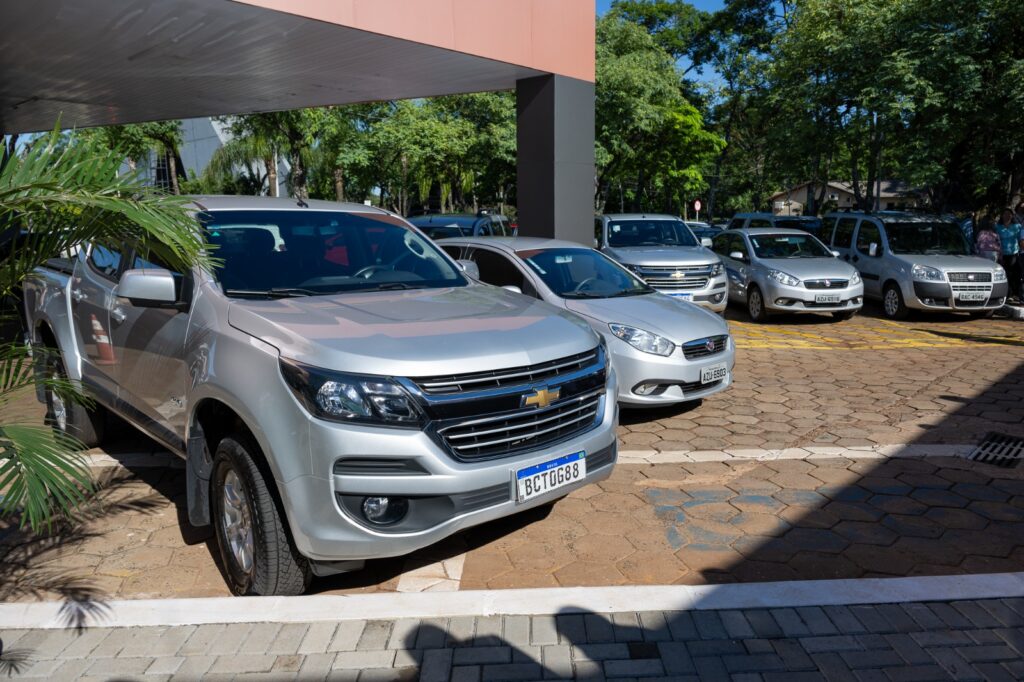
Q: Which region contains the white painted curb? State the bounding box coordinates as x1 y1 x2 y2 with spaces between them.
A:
3 572 1022 630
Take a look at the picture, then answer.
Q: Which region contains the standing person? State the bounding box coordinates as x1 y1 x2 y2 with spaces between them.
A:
975 215 1001 262
995 207 1022 302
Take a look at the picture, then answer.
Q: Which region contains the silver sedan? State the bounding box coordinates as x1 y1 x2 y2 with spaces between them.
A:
438 237 736 407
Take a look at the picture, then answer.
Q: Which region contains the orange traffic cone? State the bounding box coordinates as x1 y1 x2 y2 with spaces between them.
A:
91 314 117 365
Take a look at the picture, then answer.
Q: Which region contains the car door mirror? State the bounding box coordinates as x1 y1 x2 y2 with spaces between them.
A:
502 285 523 294
729 251 747 262
869 243 879 257
456 259 480 280
701 237 713 248
115 268 177 306
832 250 841 258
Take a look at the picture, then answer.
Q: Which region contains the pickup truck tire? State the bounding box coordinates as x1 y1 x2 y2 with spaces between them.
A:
211 434 310 596
44 355 105 448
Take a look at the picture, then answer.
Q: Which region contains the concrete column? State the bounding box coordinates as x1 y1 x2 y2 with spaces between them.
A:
516 74 595 245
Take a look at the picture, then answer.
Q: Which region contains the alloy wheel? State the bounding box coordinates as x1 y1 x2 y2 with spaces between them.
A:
222 470 255 575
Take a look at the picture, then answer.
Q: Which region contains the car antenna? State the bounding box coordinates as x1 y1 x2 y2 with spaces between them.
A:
296 197 309 208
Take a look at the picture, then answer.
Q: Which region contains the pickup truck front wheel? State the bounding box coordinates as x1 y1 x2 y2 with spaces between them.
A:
44 355 105 448
211 434 310 596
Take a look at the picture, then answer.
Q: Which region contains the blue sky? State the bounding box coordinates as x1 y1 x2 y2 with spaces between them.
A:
596 0 725 15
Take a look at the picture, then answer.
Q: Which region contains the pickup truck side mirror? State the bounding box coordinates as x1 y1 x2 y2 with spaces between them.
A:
832 250 841 258
502 285 523 294
456 259 480 280
116 268 177 306
701 237 714 248
729 251 747 262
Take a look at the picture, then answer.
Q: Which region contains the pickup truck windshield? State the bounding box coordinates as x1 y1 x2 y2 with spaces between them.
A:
200 210 466 297
517 248 653 299
607 220 699 248
750 233 833 259
885 221 969 256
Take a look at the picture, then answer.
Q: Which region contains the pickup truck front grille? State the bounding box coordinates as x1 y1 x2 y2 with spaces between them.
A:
681 335 728 360
438 390 603 460
411 349 598 395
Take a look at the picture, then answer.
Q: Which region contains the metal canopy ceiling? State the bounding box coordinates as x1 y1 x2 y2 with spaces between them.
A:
0 0 544 133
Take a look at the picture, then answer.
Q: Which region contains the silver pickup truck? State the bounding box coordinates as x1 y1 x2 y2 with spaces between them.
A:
24 196 618 596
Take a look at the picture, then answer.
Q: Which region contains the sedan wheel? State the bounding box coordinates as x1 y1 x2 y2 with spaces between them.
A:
747 287 769 323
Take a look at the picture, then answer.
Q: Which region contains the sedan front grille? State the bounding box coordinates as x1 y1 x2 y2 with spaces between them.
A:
805 279 849 289
438 390 603 460
412 349 598 395
949 272 992 283
681 335 729 360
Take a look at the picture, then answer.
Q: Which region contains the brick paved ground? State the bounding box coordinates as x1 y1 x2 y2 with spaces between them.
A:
3 597 1023 680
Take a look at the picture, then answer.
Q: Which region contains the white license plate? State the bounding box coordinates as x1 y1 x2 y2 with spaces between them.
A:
515 451 586 502
701 363 728 384
670 292 693 301
814 294 842 304
958 292 987 302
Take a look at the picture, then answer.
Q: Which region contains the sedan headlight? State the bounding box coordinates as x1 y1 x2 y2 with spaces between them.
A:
608 323 674 356
710 262 724 276
280 360 423 426
912 264 945 282
768 269 800 287
993 266 1007 283
850 271 862 285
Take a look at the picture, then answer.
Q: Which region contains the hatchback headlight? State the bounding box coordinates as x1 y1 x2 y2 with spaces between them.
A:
912 264 945 282
850 271 862 285
993 267 1007 283
608 324 674 356
710 262 724 276
280 360 423 426
768 269 800 287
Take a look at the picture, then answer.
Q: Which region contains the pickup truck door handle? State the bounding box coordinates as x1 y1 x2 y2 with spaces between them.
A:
110 307 126 324
71 288 86 303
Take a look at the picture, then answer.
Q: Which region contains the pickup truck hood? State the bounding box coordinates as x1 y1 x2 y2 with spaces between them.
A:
227 285 598 377
757 257 860 281
565 293 728 345
604 245 719 267
891 254 1002 273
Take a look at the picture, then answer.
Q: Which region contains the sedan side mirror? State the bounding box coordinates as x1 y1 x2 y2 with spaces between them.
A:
456 259 480 280
729 251 747 262
701 237 713 248
115 268 177 306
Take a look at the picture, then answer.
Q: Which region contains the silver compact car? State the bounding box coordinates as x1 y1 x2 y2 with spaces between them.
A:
439 237 735 407
712 228 864 322
595 214 729 313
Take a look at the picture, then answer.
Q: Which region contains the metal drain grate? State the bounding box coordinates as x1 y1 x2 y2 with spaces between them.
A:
967 433 1024 468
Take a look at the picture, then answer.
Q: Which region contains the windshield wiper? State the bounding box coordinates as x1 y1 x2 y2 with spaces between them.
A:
609 289 653 298
225 287 319 298
354 282 428 292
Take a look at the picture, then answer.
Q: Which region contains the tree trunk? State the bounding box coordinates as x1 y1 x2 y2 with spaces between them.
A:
166 148 180 195
266 154 279 197
334 166 345 202
290 149 307 200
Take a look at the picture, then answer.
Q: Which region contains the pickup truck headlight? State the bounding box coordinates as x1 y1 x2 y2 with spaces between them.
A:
609 323 674 356
280 360 424 426
994 266 1007 283
768 269 800 287
912 264 945 282
710 262 724 276
850 271 862 285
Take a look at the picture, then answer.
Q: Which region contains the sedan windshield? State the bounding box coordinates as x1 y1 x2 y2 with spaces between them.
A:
749 233 833 259
516 248 653 299
607 219 698 248
885 221 970 255
200 210 466 297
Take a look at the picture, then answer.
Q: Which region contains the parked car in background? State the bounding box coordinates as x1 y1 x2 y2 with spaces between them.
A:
595 214 728 313
408 212 513 239
712 228 864 322
24 196 618 596
823 211 1008 319
686 222 722 244
728 213 826 239
439 237 734 407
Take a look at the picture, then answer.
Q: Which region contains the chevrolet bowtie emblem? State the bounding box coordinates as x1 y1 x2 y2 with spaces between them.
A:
523 387 560 409
670 271 686 279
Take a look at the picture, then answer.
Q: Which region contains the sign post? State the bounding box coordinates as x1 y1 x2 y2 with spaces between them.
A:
693 199 702 222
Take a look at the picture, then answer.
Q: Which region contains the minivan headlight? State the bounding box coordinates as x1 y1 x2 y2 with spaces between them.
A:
912 264 945 282
280 360 423 426
768 269 800 287
609 324 674 356
993 266 1007 283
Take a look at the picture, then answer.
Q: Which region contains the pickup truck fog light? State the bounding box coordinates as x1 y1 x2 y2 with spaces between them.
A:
362 496 408 526
712 293 725 303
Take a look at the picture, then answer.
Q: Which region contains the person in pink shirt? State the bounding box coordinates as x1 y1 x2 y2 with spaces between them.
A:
975 215 1002 262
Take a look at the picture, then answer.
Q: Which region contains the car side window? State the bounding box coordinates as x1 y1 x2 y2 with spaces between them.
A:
439 245 463 259
728 218 744 230
711 234 731 256
469 248 538 297
832 218 857 249
730 235 748 259
855 223 882 255
88 245 123 281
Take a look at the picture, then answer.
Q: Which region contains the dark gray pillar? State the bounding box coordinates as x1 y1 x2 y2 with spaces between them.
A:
516 74 595 245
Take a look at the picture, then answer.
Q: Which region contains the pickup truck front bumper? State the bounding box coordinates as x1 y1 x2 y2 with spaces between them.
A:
278 368 619 565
